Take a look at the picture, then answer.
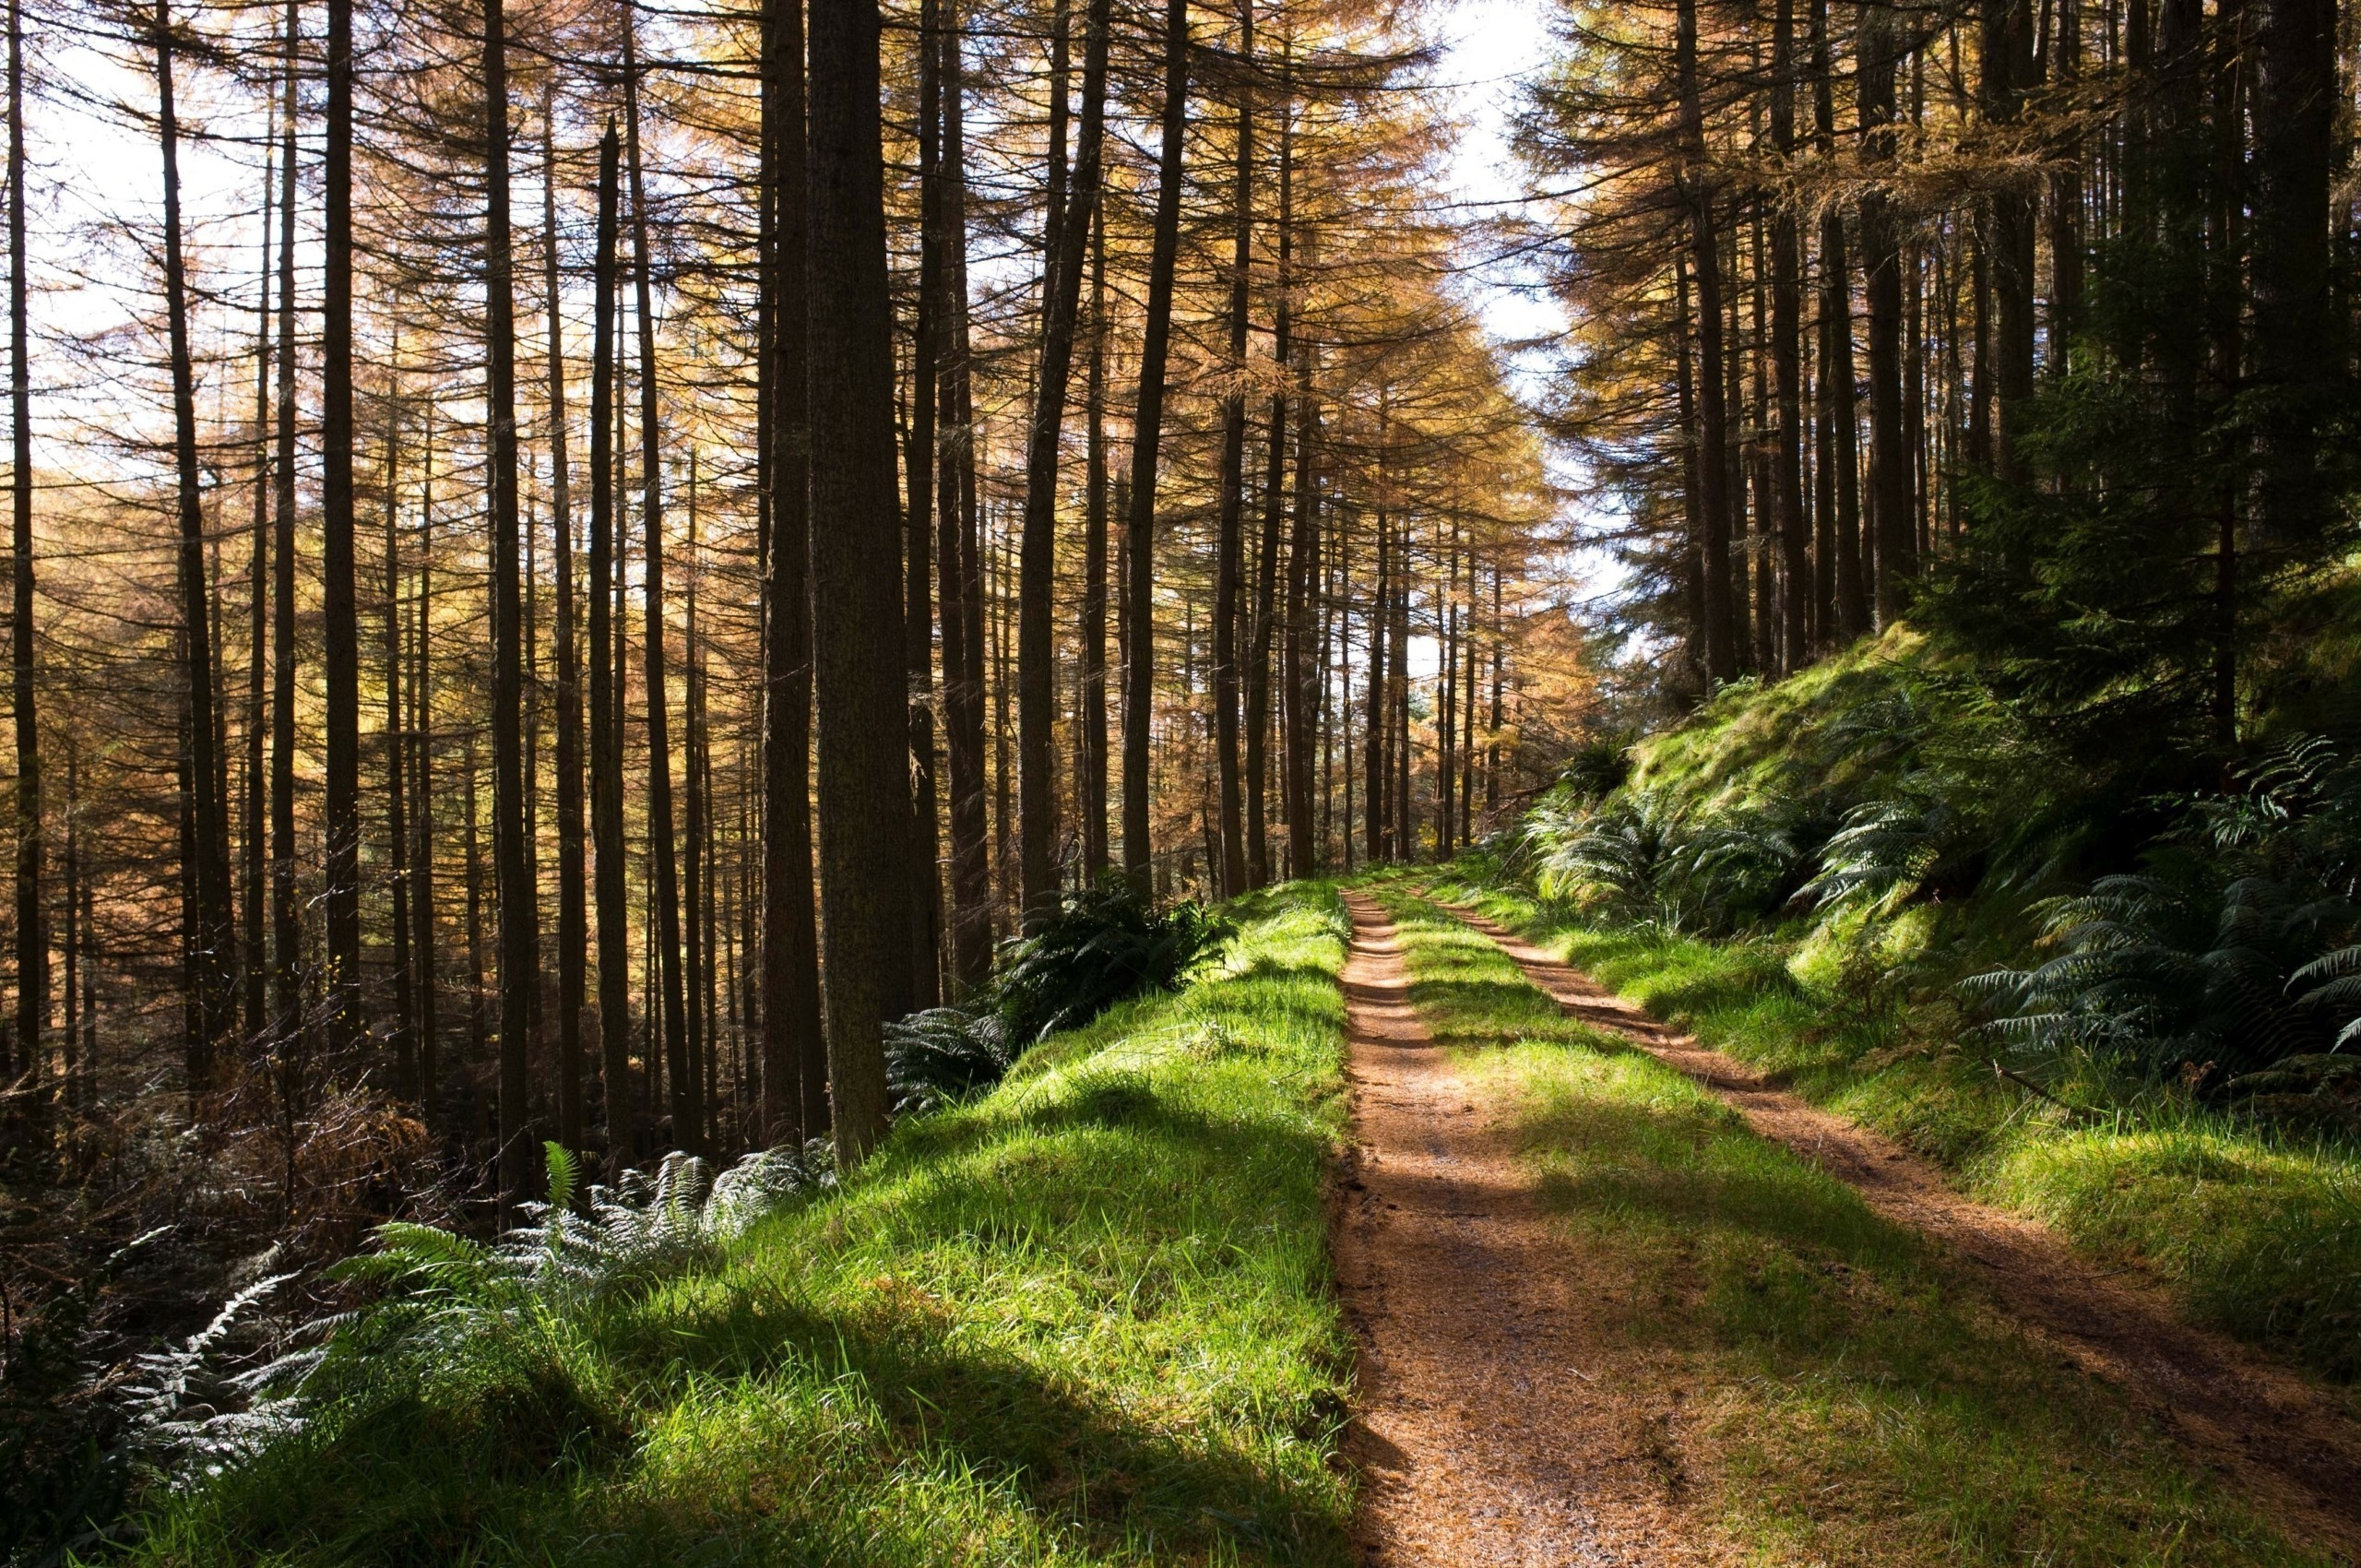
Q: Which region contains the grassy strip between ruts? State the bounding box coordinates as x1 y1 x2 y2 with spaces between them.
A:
1368 882 2330 1566
1423 871 2361 1385
121 885 1358 1568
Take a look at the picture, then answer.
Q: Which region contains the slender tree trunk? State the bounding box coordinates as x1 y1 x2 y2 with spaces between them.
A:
383 368 414 1096
322 0 360 1056
544 98 587 1155
1210 0 1255 899
908 0 945 997
760 0 825 1144
1858 0 1913 622
1772 0 1809 671
270 0 301 1054
588 125 635 1166
683 460 707 1142
1812 0 1868 639
807 0 914 1162
1121 0 1191 894
1677 0 1736 683
1283 335 1320 875
1365 494 1387 862
2048 0 2083 367
414 416 439 1110
5 0 35 1088
621 16 694 1158
483 0 535 1206
1079 206 1110 881
1982 0 2035 481
937 12 991 990
1247 48 1293 887
243 105 272 1049
1015 0 1110 921
157 0 232 1093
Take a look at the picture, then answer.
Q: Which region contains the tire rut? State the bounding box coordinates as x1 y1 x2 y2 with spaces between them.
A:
1439 896 2361 1563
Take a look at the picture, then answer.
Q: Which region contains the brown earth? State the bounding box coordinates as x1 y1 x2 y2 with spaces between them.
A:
1332 891 1711 1565
1439 896 2361 1564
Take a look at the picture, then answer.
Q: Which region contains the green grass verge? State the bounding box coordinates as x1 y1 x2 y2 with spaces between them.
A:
1424 872 2361 1387
1370 885 2331 1566
123 885 1358 1568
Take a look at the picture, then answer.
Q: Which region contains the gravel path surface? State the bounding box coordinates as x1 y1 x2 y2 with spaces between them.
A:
1332 892 1706 1566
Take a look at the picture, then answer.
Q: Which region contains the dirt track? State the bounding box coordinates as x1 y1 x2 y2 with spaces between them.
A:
1332 891 1709 1565
1441 897 2361 1563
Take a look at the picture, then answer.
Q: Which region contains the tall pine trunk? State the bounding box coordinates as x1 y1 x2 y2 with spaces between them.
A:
588 126 635 1166
1210 0 1254 899
1858 0 1913 622
937 12 991 990
8 0 35 1079
1771 0 1809 670
759 0 825 1142
1015 0 1110 919
807 0 914 1162
1078 206 1110 880
157 0 232 1093
1121 0 1191 893
323 0 360 1056
544 97 587 1154
623 16 695 1158
1677 0 1736 683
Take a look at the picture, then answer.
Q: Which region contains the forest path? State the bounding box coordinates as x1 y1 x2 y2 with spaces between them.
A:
1439 896 2361 1562
1332 891 1707 1566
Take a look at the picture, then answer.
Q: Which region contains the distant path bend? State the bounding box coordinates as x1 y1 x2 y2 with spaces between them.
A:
1441 896 2361 1562
1332 891 1705 1567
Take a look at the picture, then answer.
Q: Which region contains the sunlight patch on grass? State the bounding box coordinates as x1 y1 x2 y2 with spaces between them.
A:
126 887 1358 1568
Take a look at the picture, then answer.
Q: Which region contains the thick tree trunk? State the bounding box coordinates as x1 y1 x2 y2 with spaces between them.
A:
1121 0 1191 894
1015 0 1110 921
588 126 635 1166
760 0 825 1144
807 0 914 1162
2248 0 2337 544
